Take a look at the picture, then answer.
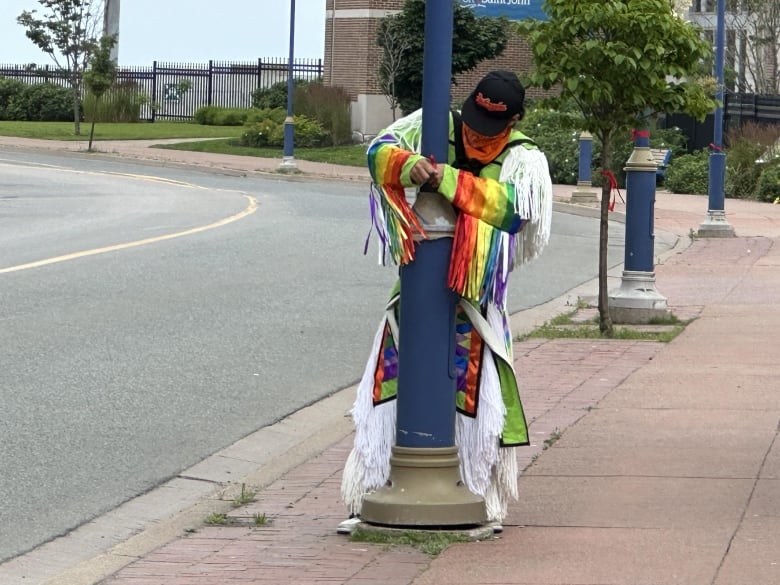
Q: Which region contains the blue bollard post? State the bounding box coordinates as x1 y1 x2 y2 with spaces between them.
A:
699 0 734 237
609 126 669 323
359 0 486 528
571 131 598 203
578 132 593 185
279 0 298 172
624 129 655 273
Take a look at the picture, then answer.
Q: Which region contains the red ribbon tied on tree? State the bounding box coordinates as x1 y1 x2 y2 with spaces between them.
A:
601 170 621 212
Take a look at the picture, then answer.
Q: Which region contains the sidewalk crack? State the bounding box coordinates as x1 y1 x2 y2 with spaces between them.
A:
710 424 780 585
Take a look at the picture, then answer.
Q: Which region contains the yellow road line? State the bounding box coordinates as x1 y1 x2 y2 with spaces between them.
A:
0 160 206 188
0 195 258 274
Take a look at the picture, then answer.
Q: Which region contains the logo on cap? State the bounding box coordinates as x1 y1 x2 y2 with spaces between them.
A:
475 92 508 113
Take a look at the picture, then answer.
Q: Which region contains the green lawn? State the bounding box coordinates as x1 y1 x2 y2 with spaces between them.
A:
0 121 367 167
0 121 242 141
158 139 367 167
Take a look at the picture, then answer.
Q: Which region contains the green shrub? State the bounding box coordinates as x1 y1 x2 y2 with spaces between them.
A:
519 106 582 185
193 105 219 125
294 81 352 146
726 139 764 199
239 107 327 148
652 126 689 157
664 149 710 195
754 162 780 203
519 102 686 187
0 77 26 120
193 106 255 126
251 79 350 146
725 122 780 199
251 79 309 110
4 82 74 121
83 81 147 122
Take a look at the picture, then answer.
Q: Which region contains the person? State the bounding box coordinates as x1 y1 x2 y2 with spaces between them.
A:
339 71 553 533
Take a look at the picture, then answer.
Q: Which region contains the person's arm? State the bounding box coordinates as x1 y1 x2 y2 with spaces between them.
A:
366 110 435 189
433 163 524 234
367 140 431 189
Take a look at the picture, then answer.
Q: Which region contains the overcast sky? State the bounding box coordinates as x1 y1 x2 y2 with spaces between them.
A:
1 0 327 66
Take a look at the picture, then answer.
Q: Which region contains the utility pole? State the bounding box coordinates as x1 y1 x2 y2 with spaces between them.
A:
279 0 298 172
103 0 120 63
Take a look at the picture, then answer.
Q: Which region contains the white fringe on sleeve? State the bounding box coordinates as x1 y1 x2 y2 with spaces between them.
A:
500 146 554 265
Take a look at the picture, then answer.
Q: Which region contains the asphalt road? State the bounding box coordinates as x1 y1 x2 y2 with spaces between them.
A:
0 150 629 563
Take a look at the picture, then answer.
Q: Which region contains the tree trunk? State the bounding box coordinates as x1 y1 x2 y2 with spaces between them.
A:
73 87 81 136
598 133 614 337
88 118 96 151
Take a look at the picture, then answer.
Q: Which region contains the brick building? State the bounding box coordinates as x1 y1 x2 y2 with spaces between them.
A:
323 0 540 137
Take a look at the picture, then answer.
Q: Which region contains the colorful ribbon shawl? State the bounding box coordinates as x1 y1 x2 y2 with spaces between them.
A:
366 137 426 266
367 134 522 306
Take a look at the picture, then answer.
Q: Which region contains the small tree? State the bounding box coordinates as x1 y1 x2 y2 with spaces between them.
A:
17 0 105 135
377 18 410 121
378 0 510 114
83 35 117 151
519 0 715 335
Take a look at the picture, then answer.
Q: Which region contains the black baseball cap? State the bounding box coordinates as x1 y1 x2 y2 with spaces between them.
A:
461 71 526 137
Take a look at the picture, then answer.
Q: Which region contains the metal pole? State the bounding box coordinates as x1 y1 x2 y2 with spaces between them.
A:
279 0 297 172
397 0 458 451
359 0 486 529
699 0 735 237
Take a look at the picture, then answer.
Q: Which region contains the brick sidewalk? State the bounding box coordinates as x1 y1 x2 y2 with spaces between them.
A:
101 337 664 585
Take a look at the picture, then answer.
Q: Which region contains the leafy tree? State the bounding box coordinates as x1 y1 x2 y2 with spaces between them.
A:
83 35 117 151
377 0 510 114
518 0 715 335
17 0 105 135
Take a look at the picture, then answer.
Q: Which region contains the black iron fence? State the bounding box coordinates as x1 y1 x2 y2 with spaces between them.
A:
662 92 780 152
725 93 780 125
0 58 323 121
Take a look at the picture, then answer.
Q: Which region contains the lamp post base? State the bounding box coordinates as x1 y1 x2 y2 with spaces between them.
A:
360 446 486 528
278 157 300 173
697 209 735 238
570 186 599 204
609 270 670 324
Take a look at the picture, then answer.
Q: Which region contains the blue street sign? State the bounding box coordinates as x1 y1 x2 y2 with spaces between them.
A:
460 0 548 21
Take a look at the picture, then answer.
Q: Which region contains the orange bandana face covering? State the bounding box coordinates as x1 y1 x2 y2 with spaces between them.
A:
462 123 511 165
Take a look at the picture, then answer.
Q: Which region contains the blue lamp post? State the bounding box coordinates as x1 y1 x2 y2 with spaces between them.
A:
279 0 298 172
698 0 734 237
359 0 486 528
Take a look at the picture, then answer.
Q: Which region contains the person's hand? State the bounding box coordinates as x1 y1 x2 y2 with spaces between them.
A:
410 158 436 186
426 165 444 190
410 158 444 190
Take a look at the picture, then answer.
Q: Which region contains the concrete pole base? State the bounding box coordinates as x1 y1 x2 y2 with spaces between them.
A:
698 209 735 238
609 270 670 324
278 157 300 174
360 446 486 528
570 187 599 204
